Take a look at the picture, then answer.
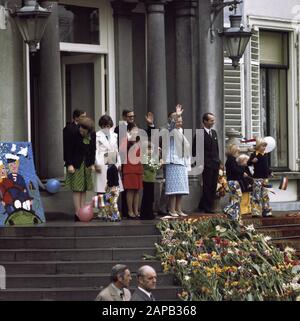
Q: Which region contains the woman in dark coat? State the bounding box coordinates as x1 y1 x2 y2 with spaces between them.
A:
64 116 96 219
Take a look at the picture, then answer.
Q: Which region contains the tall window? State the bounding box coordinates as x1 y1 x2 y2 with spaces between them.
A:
260 31 289 170
58 4 100 45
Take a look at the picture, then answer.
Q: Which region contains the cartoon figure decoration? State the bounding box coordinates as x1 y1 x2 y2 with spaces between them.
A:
0 142 45 226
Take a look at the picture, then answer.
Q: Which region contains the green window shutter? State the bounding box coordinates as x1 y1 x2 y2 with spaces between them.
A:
224 61 244 135
250 29 261 137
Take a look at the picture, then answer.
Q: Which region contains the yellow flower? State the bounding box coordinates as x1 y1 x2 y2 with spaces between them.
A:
201 286 211 294
162 263 170 273
231 281 239 287
207 272 212 277
204 267 213 273
191 261 200 268
215 267 222 274
179 291 189 299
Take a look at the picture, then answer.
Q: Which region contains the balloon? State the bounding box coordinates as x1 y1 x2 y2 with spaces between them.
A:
77 204 94 222
264 136 276 153
46 179 61 194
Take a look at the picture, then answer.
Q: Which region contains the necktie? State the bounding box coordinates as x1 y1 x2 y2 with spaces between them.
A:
209 130 212 137
149 293 154 301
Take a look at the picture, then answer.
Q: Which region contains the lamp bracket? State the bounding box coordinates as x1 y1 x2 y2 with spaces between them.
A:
210 0 243 43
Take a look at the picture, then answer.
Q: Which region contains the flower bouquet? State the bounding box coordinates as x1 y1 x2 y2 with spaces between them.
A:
154 217 300 301
216 167 229 198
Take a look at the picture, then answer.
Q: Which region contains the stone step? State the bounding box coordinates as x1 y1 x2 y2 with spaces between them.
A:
0 222 160 237
0 247 156 262
0 286 180 301
256 225 300 238
242 215 300 227
5 273 174 289
1 260 162 275
0 235 161 249
271 236 300 250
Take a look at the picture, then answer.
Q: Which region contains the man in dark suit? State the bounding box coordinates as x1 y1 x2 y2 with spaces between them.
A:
114 109 132 141
196 113 221 213
131 265 157 301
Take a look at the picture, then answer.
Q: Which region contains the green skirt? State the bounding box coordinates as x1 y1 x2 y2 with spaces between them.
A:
65 162 93 192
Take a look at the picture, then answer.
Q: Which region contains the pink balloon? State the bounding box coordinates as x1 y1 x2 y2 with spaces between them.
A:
77 204 94 222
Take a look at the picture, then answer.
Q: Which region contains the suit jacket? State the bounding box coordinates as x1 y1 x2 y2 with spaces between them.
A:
63 122 79 163
95 283 131 301
202 129 220 170
131 288 155 301
63 127 96 169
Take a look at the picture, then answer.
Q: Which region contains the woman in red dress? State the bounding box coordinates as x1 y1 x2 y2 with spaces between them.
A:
120 123 143 218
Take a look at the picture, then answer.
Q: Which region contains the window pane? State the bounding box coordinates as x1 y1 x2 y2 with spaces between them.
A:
260 68 288 168
260 31 288 66
65 62 95 122
58 4 99 45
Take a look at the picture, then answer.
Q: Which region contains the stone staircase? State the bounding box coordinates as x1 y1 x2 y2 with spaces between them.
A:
1 212 300 301
0 220 179 301
242 213 300 258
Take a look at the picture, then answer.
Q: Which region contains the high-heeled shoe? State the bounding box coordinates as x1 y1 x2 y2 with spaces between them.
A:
168 211 179 218
128 212 136 219
176 210 188 217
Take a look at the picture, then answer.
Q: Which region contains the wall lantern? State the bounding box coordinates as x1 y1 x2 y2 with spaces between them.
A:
11 0 52 53
210 0 253 68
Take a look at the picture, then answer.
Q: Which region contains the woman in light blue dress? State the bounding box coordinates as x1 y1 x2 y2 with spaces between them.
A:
164 105 191 217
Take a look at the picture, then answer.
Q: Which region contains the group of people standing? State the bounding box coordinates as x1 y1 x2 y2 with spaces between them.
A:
63 105 198 221
224 138 273 221
62 106 272 222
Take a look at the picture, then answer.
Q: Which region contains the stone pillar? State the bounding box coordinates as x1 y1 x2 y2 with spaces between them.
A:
39 1 64 178
110 0 137 120
174 0 197 130
198 0 225 160
145 0 168 128
0 0 27 141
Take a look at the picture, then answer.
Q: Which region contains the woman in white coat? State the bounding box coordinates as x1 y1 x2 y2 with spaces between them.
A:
94 115 123 216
